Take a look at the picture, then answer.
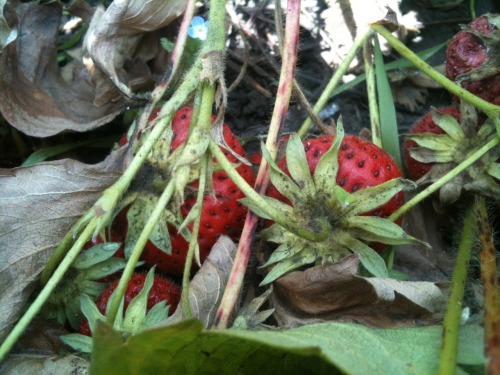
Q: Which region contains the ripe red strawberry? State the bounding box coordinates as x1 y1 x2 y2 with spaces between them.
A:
445 14 500 105
268 134 405 224
403 106 461 180
79 273 180 336
117 107 255 277
250 130 425 284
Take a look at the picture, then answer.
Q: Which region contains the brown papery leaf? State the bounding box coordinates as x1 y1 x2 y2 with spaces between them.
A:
270 254 447 328
0 354 89 375
83 0 187 104
159 236 237 328
0 2 124 137
0 151 123 342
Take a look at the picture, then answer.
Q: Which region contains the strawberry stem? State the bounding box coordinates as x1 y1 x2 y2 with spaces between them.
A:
388 136 500 221
475 197 500 374
438 200 476 375
297 30 372 138
363 35 382 148
371 24 500 119
212 0 307 329
0 217 96 362
106 179 176 325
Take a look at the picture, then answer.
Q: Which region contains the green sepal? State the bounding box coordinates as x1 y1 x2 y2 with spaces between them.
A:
80 280 108 298
330 185 357 210
408 147 455 163
260 250 317 286
285 134 315 194
259 223 291 244
80 293 106 335
348 178 415 216
59 333 93 354
239 195 296 221
84 258 130 280
314 117 345 190
431 109 465 141
346 216 431 247
261 241 306 268
406 133 456 152
262 142 302 204
147 126 174 171
171 127 210 168
143 301 170 327
72 242 121 270
487 162 500 180
122 268 156 334
340 237 388 278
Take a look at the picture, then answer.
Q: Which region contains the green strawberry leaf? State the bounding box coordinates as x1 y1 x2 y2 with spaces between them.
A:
89 319 484 375
60 333 93 354
285 134 315 194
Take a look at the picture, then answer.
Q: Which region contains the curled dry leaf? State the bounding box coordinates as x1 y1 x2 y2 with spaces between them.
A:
270 254 448 328
0 150 124 342
83 0 187 105
0 1 124 137
158 236 237 328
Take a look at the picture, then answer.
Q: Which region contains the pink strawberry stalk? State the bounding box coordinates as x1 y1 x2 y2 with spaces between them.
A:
213 0 302 329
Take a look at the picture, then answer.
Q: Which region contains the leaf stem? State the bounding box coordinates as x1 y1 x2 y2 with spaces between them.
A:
475 197 500 374
438 200 476 375
389 136 499 221
371 24 500 119
363 36 381 148
0 217 96 362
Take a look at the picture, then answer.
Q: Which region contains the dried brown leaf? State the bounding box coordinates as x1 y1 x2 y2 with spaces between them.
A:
270 254 447 328
0 354 89 375
0 151 123 342
159 236 236 328
0 1 124 137
83 0 187 104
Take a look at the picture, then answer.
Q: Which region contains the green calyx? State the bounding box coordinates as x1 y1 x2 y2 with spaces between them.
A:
255 121 426 285
407 105 500 203
60 267 171 353
39 242 127 330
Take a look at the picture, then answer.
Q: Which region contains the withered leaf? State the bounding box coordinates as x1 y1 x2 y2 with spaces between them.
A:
83 0 187 104
158 236 236 328
0 152 123 342
0 354 89 375
270 254 447 328
0 1 124 137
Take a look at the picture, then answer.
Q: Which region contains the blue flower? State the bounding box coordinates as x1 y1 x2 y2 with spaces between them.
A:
188 16 208 41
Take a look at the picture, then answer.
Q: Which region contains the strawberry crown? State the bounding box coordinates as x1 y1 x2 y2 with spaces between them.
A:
406 105 500 204
242 120 428 285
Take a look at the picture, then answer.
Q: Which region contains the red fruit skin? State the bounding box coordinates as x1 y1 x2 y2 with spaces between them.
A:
138 107 255 277
79 273 180 336
267 135 405 251
403 107 461 180
446 16 500 105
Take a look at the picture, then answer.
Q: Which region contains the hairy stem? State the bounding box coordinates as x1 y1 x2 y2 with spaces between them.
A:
106 180 175 324
389 136 500 221
475 197 500 374
372 24 500 119
0 217 96 362
212 0 303 329
438 201 476 375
